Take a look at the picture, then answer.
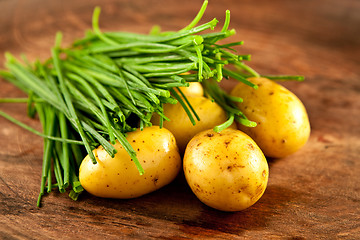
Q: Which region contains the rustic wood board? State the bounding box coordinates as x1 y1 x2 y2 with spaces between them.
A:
1 0 359 239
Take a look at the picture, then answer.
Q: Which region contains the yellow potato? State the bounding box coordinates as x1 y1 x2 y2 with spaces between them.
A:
151 96 235 153
183 128 269 212
230 77 310 158
79 126 181 199
176 82 204 97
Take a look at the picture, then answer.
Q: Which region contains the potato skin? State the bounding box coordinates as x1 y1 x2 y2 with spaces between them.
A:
79 126 181 199
183 128 269 212
230 77 310 158
151 96 235 153
177 82 204 97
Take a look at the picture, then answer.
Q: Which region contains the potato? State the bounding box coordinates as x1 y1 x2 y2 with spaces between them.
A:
230 77 310 158
151 96 236 153
183 128 269 211
176 82 204 97
79 126 181 199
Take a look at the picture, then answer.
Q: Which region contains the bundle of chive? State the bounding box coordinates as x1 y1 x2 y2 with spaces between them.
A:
0 0 303 207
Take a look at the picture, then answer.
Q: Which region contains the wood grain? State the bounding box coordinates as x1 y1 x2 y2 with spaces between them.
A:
1 0 359 239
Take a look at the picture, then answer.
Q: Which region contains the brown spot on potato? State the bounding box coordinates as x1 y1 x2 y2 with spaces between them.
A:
193 183 203 193
269 91 274 95
241 186 248 192
248 143 254 150
224 140 231 148
262 170 267 178
153 176 159 185
281 139 287 144
106 185 109 187
254 184 264 199
132 140 136 143
206 133 214 137
227 164 245 171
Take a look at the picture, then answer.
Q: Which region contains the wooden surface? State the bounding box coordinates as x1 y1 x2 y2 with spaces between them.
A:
1 0 359 239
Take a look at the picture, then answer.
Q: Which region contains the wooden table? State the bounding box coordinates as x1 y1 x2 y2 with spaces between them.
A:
1 0 359 239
